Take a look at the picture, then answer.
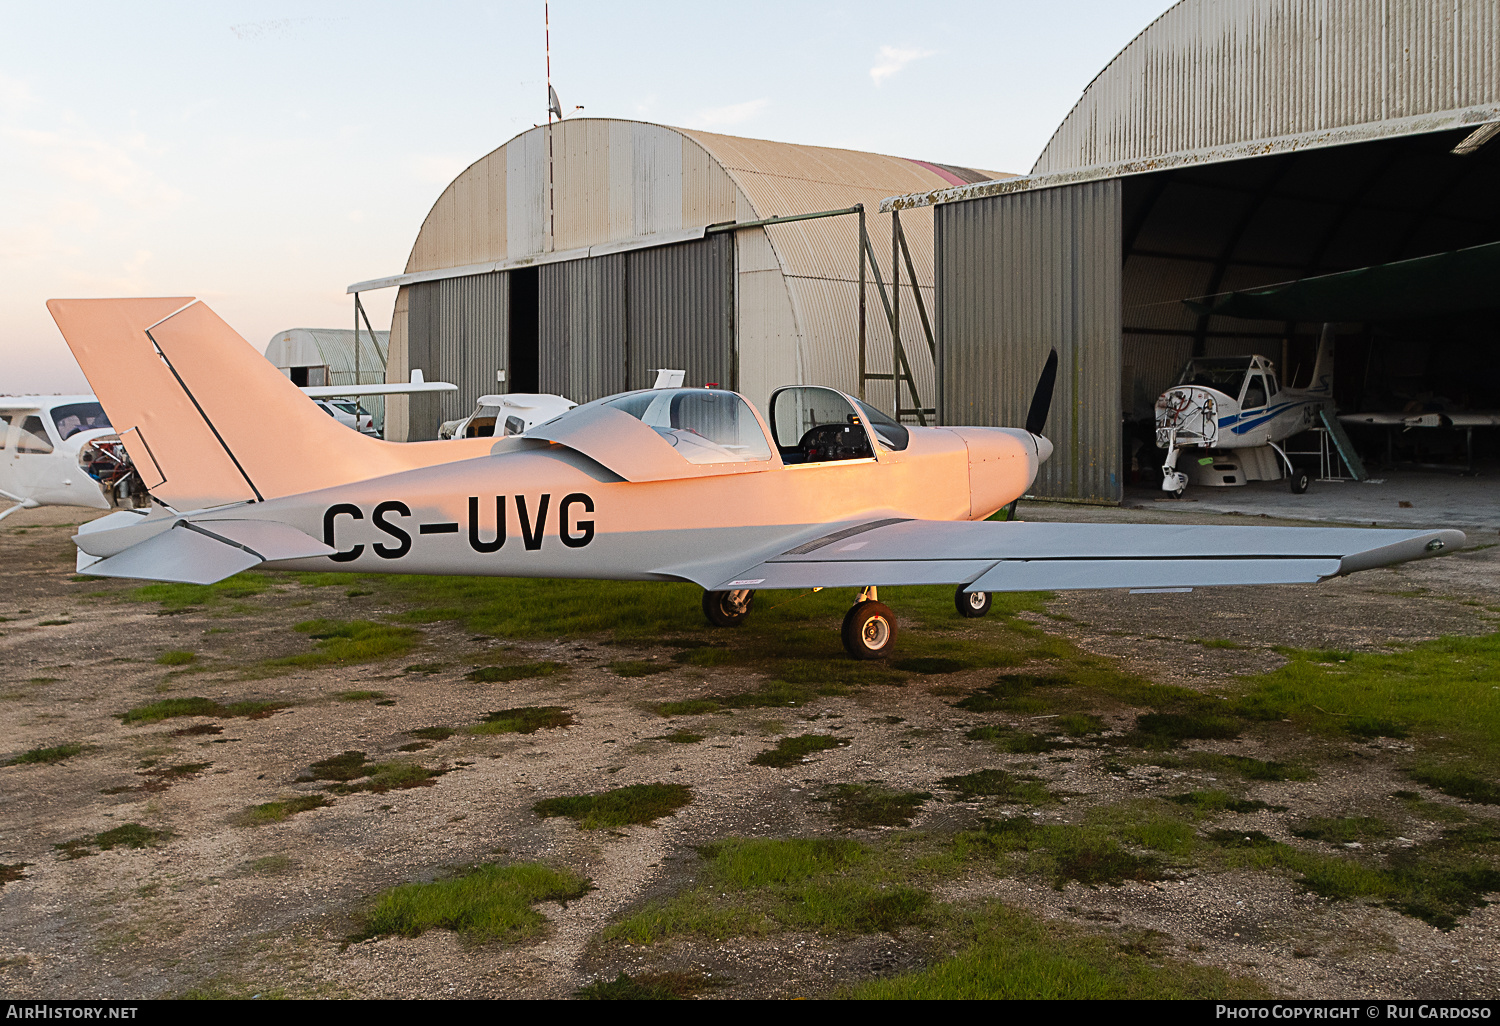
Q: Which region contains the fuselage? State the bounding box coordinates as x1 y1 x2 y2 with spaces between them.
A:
182 420 1046 582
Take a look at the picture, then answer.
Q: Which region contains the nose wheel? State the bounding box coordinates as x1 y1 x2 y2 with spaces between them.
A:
841 587 897 659
703 589 755 627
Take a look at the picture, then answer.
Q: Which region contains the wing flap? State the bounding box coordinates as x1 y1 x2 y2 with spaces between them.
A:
967 557 1342 593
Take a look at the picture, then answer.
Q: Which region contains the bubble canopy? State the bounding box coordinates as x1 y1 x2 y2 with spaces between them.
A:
603 389 773 465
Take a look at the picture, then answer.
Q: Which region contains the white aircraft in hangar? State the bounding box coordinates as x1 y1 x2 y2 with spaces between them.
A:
0 376 457 523
1155 331 1336 497
48 298 1461 660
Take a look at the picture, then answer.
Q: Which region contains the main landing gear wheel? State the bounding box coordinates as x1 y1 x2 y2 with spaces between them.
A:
955 587 992 618
702 589 754 627
842 601 897 660
1289 468 1311 494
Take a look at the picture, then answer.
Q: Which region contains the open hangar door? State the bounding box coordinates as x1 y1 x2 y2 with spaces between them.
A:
404 233 735 440
1120 125 1500 486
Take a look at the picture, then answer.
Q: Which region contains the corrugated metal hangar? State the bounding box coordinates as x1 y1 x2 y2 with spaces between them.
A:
352 120 998 441
887 0 1500 502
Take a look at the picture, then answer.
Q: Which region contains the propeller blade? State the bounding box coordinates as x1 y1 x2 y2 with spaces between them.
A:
1025 349 1058 436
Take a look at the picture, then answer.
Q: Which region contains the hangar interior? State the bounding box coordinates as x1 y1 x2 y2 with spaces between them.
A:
1119 125 1500 484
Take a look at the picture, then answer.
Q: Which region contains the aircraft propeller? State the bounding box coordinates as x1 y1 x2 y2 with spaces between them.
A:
1024 349 1058 436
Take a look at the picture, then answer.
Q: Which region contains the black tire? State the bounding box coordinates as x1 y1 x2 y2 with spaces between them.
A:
955 587 992 618
841 601 897 660
702 589 754 627
1289 468 1311 494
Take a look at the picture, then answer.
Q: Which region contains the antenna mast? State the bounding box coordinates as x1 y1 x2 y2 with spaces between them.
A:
546 2 554 248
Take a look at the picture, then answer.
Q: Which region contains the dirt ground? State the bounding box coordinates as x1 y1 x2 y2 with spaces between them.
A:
0 502 1497 1000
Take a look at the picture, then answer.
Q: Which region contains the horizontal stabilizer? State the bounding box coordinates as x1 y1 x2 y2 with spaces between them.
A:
78 518 334 585
84 524 262 585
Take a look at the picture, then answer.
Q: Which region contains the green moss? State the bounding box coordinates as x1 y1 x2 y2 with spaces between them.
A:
822 784 930 828
470 706 573 735
751 733 849 768
575 971 723 1000
155 650 197 666
609 660 676 678
846 905 1266 1000
94 823 170 850
358 862 591 944
466 662 567 683
269 620 419 667
118 697 288 724
938 769 1053 805
533 783 692 829
5 743 85 766
233 794 330 827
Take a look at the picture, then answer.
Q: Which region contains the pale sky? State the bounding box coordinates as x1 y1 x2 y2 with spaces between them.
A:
1 0 1173 393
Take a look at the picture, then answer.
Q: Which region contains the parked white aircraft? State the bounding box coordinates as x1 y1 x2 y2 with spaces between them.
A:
440 393 577 440
0 375 457 521
0 395 144 521
1155 331 1335 496
49 298 1461 659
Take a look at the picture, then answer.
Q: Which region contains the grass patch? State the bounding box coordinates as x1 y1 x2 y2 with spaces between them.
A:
1290 817 1395 845
955 673 1074 715
965 725 1068 754
846 904 1266 999
959 818 1164 890
822 784 930 828
575 971 723 1000
1164 791 1278 815
609 660 675 678
129 572 270 611
470 706 573 735
650 731 705 744
1409 765 1500 805
1153 752 1314 782
1 864 30 889
304 750 371 781
533 783 692 829
1127 712 1242 747
467 662 567 683
5 743 85 766
334 762 445 794
652 699 723 717
751 733 849 768
334 690 387 702
118 697 289 724
357 862 591 945
94 823 170 851
155 650 196 666
1057 713 1108 737
938 769 1054 805
408 726 455 741
604 836 935 946
232 794 331 827
269 620 419 668
1242 633 1500 762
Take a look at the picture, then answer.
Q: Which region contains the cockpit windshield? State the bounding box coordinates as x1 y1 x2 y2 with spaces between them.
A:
604 389 772 465
1175 357 1252 391
50 402 110 441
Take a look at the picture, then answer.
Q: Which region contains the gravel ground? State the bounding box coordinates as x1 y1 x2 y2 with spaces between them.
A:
0 502 1496 999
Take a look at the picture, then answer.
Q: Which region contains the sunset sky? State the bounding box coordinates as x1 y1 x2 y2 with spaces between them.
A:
1 1 1171 393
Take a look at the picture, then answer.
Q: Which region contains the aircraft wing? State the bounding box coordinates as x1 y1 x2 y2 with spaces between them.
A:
699 519 1463 593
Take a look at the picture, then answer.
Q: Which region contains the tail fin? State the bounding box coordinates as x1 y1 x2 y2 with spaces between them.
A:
1308 323 1335 395
47 298 480 510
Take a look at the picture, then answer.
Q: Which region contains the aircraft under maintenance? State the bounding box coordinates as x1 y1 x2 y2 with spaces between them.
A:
1155 329 1337 497
49 297 1463 659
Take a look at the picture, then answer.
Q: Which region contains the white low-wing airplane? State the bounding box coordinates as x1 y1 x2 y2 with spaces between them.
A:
0 395 145 521
48 298 1461 659
1155 330 1335 497
0 374 457 521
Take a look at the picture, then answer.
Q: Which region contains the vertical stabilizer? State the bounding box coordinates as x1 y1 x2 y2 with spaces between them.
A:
1309 323 1335 396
